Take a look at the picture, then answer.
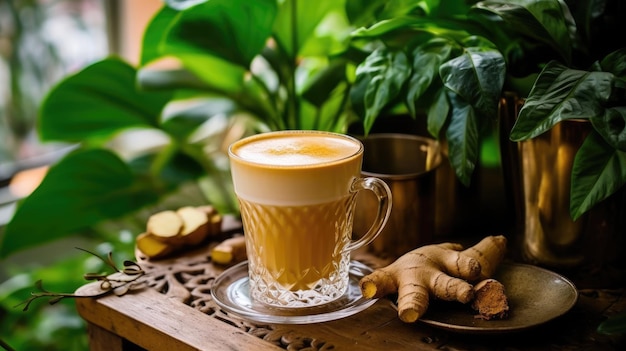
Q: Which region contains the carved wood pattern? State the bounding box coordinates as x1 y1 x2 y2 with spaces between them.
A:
133 217 388 350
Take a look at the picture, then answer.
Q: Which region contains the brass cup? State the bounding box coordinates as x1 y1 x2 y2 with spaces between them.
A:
353 133 442 259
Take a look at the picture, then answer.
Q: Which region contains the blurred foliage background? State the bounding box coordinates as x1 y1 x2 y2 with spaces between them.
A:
0 0 123 349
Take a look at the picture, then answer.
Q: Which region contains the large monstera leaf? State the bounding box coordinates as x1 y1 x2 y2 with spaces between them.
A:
1 150 156 256
162 0 277 69
39 58 173 143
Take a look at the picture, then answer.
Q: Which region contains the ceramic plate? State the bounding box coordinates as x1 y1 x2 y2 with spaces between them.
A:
419 263 578 334
211 260 378 324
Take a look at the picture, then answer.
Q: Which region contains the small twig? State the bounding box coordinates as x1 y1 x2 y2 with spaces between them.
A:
75 247 119 272
15 248 147 312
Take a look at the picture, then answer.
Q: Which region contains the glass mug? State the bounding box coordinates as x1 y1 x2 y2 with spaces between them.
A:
228 130 392 308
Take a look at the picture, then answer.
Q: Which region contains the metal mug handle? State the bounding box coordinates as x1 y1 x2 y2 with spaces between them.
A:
344 177 392 253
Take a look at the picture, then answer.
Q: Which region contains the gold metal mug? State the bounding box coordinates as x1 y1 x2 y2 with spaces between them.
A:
353 133 442 259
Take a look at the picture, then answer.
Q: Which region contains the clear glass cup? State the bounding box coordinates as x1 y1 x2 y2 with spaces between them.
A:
228 130 392 308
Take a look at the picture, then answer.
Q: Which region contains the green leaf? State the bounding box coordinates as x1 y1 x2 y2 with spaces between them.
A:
600 48 626 77
0 149 159 258
162 0 277 68
352 15 480 47
406 38 454 117
345 0 389 27
137 66 216 92
511 61 614 141
570 131 626 219
598 311 626 335
349 72 368 127
298 8 353 58
139 4 252 94
427 87 450 138
128 149 204 187
354 48 411 133
138 58 251 100
138 60 275 127
38 58 174 143
429 0 473 17
350 16 419 39
273 0 341 58
160 98 236 140
301 60 348 107
300 81 351 132
445 92 479 186
472 0 572 63
590 106 626 152
440 46 505 120
140 5 179 65
163 0 207 11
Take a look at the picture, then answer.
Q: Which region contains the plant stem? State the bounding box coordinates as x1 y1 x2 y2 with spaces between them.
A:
250 73 284 130
149 142 178 186
329 84 351 131
287 0 300 129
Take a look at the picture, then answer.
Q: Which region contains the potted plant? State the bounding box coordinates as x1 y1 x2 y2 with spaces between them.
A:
347 0 508 187
499 0 625 305
504 3 626 221
347 2 625 228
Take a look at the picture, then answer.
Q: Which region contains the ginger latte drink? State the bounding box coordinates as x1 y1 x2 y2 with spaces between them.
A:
229 131 392 308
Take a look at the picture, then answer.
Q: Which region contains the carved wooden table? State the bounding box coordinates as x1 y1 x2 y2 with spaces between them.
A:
75 220 626 351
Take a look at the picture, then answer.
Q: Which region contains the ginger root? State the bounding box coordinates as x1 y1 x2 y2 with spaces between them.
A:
136 206 223 259
359 235 507 323
211 235 247 265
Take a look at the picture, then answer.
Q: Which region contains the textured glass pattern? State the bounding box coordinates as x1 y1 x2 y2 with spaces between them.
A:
240 196 355 307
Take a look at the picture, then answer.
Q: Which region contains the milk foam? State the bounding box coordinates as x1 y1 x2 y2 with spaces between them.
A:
229 131 363 206
232 134 360 166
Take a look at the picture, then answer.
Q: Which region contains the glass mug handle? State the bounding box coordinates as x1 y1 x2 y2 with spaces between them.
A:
344 177 392 253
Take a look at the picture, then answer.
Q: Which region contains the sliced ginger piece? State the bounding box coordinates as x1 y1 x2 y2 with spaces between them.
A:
471 278 509 320
136 232 178 259
211 235 246 264
359 235 507 323
196 205 223 238
138 205 225 260
146 210 183 242
176 206 210 245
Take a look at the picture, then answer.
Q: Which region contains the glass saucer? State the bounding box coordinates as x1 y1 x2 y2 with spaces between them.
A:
211 260 378 324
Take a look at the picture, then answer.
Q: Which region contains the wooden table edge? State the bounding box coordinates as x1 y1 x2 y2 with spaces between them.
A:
75 283 282 351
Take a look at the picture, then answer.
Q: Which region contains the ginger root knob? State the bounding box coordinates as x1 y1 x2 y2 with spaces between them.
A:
359 235 507 323
465 235 507 280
